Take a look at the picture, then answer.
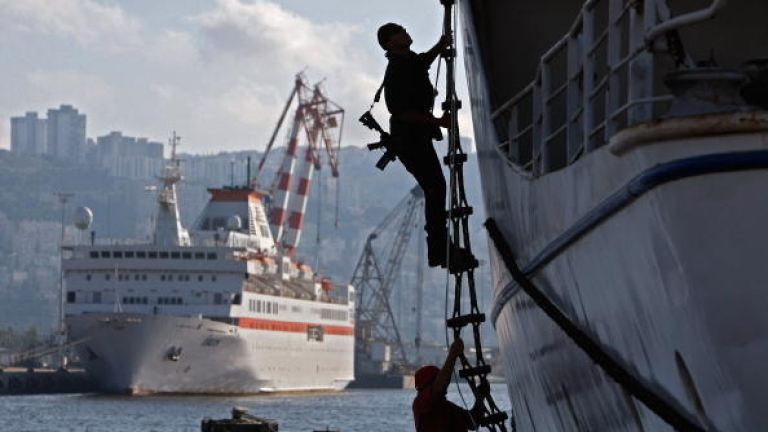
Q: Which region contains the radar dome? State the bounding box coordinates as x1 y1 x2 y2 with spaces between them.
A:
74 207 93 230
227 215 243 231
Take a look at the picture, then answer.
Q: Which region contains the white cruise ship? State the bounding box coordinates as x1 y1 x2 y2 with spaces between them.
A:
460 0 768 431
62 135 354 394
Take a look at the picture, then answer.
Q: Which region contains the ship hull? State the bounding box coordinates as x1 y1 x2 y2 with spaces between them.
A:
459 1 768 430
67 313 354 394
488 148 768 432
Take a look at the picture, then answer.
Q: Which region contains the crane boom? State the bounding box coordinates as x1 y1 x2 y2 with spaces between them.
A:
259 73 345 255
350 186 425 372
254 79 298 187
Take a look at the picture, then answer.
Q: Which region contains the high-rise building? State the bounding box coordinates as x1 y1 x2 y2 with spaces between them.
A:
10 112 47 155
46 105 86 162
96 131 164 179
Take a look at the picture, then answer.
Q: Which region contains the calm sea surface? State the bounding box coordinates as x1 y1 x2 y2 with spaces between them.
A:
0 384 511 432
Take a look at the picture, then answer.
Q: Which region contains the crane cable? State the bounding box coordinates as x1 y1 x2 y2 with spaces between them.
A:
439 1 510 431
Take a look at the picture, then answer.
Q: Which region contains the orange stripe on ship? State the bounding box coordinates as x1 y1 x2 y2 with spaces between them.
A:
238 317 354 336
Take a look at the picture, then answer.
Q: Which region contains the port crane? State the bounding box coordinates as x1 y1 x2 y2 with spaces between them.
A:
350 185 426 374
252 73 345 257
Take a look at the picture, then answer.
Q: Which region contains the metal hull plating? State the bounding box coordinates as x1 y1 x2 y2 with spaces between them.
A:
489 144 768 432
68 313 354 394
460 3 768 432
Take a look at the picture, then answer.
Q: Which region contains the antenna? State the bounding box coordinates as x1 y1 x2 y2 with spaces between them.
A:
169 131 181 166
246 156 252 188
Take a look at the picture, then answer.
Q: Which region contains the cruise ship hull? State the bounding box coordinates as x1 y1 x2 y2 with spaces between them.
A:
67 313 354 394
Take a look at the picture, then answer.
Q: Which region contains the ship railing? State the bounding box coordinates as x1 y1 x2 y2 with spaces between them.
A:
644 0 728 43
490 0 727 177
74 238 149 247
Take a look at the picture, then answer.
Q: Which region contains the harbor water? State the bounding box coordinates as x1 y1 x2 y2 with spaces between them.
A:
0 384 511 432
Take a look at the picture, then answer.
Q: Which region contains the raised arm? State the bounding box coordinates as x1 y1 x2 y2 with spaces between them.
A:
422 35 450 66
432 337 463 395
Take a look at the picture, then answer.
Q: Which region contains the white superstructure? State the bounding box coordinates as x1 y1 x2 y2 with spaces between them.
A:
63 136 354 394
461 0 768 431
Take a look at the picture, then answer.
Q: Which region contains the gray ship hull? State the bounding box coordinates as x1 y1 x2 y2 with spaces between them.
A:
460 0 768 430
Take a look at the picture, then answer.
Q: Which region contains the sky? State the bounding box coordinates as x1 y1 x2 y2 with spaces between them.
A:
0 0 474 155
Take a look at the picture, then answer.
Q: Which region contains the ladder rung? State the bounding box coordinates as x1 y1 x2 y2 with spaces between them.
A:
441 99 463 111
446 313 485 328
449 256 479 274
443 153 468 165
448 206 473 219
478 411 509 427
459 364 492 378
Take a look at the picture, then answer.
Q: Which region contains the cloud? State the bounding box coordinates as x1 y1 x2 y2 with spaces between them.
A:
189 0 363 74
27 71 116 104
181 0 383 150
147 30 199 64
217 78 284 127
0 0 142 52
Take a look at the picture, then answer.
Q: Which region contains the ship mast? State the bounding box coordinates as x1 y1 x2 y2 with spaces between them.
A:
154 131 190 247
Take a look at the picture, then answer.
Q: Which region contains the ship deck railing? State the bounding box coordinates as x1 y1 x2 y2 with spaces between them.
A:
489 0 728 177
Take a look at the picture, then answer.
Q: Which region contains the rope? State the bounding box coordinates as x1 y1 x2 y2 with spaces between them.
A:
484 219 710 432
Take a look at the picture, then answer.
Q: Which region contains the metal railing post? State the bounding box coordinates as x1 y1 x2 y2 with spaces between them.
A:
629 1 653 124
582 4 596 150
541 61 553 172
508 106 520 163
606 0 623 139
567 30 583 161
532 76 543 175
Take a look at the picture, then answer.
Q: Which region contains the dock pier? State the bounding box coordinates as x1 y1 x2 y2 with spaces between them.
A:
0 368 95 395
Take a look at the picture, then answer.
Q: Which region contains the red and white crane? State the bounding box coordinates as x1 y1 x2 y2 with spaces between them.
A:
254 73 344 258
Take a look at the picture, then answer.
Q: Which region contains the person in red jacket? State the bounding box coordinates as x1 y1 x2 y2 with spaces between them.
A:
413 338 489 432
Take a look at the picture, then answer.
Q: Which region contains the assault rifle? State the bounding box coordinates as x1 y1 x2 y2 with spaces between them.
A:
359 111 400 171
